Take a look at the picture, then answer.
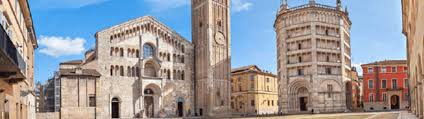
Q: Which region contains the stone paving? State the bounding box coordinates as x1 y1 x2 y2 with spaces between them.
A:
232 111 418 119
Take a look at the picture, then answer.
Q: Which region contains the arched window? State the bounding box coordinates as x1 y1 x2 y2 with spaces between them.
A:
120 48 124 57
144 44 154 58
120 66 124 76
181 71 185 80
144 62 156 77
132 67 136 77
110 66 114 76
110 47 114 56
167 70 171 79
127 66 131 77
167 54 171 61
114 65 119 76
136 50 140 58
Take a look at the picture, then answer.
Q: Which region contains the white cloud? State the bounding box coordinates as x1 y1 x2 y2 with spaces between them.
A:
38 36 86 57
352 63 364 76
144 0 190 12
232 0 253 13
32 0 110 10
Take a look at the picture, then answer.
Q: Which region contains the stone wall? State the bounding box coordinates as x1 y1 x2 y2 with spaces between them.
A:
61 107 96 119
36 112 59 119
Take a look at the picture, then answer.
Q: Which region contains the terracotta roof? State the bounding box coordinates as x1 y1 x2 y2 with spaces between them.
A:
60 60 83 65
362 60 407 66
59 69 101 77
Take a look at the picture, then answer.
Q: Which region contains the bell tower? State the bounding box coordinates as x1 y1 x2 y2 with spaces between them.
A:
192 0 231 117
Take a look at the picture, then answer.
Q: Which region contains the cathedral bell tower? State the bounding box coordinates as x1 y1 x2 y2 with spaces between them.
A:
192 0 231 117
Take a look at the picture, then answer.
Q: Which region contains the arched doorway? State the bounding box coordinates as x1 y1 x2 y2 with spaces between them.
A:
345 81 353 110
391 95 400 109
298 87 309 111
111 98 120 118
177 97 184 117
144 88 155 118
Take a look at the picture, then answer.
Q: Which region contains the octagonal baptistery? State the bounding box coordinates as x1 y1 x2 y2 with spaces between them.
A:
275 0 352 114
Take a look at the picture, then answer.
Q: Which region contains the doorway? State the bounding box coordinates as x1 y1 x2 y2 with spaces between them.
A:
111 98 120 118
144 96 154 118
299 97 308 111
177 102 183 117
391 95 400 109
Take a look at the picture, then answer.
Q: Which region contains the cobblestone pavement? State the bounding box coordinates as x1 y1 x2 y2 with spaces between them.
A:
232 111 418 119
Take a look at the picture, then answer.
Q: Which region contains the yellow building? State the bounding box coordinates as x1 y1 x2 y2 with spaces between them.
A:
231 65 278 116
0 0 38 119
402 0 424 118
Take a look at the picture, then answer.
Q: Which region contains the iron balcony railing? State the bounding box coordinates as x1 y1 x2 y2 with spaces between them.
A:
0 24 26 78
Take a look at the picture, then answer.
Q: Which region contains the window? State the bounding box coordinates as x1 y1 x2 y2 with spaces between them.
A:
326 56 330 62
392 79 398 89
392 67 397 73
368 67 373 73
368 79 374 89
120 48 124 57
404 67 408 72
381 79 387 89
110 66 114 76
250 79 254 90
120 66 124 76
382 67 387 73
382 93 387 102
327 84 333 98
326 68 332 74
89 95 96 107
272 100 274 106
297 68 304 76
266 78 270 83
298 43 302 50
405 79 409 88
251 100 255 106
143 44 154 58
298 56 302 62
369 93 374 102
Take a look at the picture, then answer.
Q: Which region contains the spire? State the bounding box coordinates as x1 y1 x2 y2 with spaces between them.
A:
309 0 315 6
345 6 349 15
281 0 288 9
337 0 342 10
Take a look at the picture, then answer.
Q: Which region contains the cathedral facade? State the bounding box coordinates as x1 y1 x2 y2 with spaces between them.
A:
46 0 232 118
94 16 196 118
275 0 352 114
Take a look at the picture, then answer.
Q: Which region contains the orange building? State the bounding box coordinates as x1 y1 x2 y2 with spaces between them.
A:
361 60 409 111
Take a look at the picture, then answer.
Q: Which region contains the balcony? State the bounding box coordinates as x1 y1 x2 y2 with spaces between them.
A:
0 24 26 83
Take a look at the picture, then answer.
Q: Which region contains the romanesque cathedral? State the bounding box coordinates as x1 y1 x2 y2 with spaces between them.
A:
45 0 232 118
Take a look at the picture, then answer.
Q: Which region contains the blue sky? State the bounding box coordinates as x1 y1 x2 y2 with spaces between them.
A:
31 0 406 83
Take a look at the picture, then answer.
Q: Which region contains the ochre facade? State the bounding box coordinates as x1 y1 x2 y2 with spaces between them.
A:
0 0 37 119
275 0 352 114
231 65 278 115
402 0 424 118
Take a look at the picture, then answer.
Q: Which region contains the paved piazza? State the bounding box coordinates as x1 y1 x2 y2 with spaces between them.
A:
233 111 418 119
